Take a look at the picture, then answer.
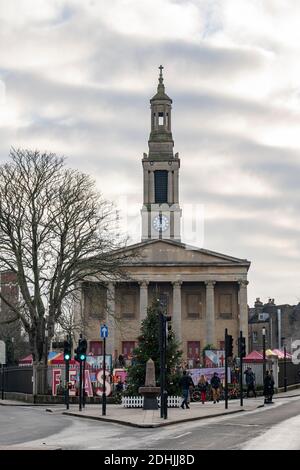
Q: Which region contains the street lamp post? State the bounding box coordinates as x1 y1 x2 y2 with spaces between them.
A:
262 327 266 381
282 338 287 393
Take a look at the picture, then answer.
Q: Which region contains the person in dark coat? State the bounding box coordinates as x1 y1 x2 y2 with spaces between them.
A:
180 370 194 409
210 372 221 403
263 370 274 404
244 367 257 398
115 377 124 393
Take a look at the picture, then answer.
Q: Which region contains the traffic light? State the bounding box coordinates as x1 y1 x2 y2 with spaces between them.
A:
239 337 246 358
225 334 233 357
63 339 71 361
74 336 87 362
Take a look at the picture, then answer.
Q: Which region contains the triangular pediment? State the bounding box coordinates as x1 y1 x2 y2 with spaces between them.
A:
120 239 250 266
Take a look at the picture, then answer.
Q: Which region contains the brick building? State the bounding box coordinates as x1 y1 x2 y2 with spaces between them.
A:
249 297 300 353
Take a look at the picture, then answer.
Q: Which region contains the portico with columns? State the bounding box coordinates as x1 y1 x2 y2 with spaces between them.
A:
81 67 250 364
82 240 250 363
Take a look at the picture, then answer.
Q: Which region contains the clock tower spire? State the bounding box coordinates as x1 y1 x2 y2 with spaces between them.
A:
141 66 181 241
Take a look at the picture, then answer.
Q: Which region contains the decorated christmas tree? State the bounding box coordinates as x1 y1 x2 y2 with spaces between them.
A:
126 299 182 395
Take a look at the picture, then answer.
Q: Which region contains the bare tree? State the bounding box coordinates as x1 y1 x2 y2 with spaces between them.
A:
0 148 132 393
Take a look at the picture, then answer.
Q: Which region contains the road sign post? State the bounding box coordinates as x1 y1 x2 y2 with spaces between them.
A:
100 325 108 416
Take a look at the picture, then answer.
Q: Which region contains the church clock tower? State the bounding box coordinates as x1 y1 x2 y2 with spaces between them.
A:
141 66 181 241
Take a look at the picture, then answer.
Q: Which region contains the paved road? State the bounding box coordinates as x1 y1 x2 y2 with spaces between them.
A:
1 397 300 450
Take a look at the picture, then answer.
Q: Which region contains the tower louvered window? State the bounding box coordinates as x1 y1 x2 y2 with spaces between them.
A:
155 170 168 203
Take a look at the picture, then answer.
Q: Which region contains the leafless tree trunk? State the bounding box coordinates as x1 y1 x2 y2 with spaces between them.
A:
0 148 133 394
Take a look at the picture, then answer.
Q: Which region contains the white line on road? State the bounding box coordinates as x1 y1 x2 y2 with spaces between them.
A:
172 432 192 439
221 423 260 427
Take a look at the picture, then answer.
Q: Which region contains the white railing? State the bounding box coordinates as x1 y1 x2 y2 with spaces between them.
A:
122 395 181 408
122 396 144 408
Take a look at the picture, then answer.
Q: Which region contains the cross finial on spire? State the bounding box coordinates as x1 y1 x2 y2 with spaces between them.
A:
158 65 164 84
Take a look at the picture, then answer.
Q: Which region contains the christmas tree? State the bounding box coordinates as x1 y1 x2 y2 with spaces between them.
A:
126 299 182 395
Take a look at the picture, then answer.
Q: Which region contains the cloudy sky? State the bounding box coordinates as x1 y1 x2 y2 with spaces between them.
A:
0 0 299 306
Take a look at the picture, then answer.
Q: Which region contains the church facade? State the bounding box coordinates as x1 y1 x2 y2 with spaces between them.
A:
79 67 251 364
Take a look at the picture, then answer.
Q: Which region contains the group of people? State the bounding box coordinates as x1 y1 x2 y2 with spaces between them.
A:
180 371 222 408
244 367 275 403
180 367 275 408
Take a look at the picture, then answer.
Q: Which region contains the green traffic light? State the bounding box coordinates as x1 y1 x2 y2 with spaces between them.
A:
80 354 86 361
64 354 70 361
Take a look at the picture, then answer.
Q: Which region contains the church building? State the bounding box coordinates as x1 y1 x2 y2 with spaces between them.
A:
79 67 251 365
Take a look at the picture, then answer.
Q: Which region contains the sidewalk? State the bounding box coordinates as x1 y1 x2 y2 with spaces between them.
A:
0 399 42 406
62 399 263 428
274 388 300 399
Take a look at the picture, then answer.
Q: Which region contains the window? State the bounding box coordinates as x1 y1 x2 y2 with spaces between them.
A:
219 294 232 319
252 331 258 343
186 293 201 318
155 170 168 203
121 293 136 318
122 341 135 359
89 341 103 355
158 112 164 125
187 341 200 365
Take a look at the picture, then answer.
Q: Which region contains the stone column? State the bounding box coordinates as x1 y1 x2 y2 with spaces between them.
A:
238 280 249 353
205 281 216 346
174 169 179 204
149 171 155 203
106 282 115 358
168 170 173 203
139 281 149 323
143 168 149 203
172 281 182 344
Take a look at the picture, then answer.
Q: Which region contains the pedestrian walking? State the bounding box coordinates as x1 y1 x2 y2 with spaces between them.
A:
180 370 194 409
198 375 209 404
263 370 274 404
115 377 124 393
210 372 221 403
244 367 257 398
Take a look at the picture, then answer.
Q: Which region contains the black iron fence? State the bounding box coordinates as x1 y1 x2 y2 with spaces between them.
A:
0 364 115 397
278 360 300 388
0 366 33 394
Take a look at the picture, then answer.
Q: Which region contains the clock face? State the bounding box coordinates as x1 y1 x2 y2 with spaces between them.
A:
153 215 169 232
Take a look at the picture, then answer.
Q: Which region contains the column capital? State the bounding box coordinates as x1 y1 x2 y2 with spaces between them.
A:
138 280 149 288
105 281 115 290
238 280 249 287
172 280 182 288
205 280 216 287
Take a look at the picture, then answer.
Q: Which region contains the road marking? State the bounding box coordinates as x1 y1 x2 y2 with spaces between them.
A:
221 423 260 427
172 432 192 439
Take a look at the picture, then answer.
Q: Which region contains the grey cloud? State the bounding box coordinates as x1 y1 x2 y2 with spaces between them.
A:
0 1 299 305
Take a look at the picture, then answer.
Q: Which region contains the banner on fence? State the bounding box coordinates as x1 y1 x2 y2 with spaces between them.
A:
51 367 112 397
204 350 225 367
86 355 112 370
189 367 231 385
